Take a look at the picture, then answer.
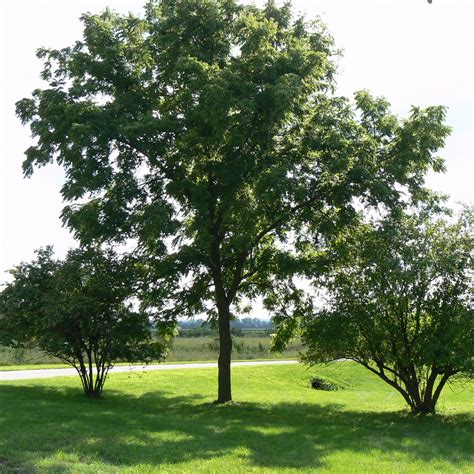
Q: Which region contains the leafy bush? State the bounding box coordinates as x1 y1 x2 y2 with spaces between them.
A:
0 247 173 398
273 207 474 414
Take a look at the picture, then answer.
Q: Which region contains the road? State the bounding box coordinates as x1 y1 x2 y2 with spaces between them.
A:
0 360 298 381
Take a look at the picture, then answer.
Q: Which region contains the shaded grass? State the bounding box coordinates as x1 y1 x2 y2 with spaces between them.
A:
0 363 473 473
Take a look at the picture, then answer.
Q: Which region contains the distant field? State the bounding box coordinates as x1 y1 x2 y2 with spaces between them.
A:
0 336 302 368
0 362 472 472
168 336 302 361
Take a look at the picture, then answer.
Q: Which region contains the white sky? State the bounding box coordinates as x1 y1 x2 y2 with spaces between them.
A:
1 0 473 297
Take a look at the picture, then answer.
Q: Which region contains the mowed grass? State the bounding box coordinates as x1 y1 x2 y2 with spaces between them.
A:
0 363 473 473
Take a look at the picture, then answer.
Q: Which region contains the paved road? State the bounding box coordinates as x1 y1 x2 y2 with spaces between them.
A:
0 360 298 381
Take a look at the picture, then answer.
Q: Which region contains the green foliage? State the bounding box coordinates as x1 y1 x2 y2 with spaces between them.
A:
278 206 474 414
16 0 451 401
0 247 170 398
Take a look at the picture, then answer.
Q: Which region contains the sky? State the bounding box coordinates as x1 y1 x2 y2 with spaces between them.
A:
0 0 473 297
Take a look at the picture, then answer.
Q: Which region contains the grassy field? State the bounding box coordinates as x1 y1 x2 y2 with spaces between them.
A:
168 336 302 361
0 336 303 369
0 362 473 473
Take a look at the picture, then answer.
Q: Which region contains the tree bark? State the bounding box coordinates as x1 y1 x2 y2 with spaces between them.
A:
401 370 452 415
217 301 233 403
209 212 234 404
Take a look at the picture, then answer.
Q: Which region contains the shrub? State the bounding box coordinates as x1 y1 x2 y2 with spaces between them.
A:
0 247 173 398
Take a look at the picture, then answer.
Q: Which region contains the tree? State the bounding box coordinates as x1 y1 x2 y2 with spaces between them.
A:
16 0 450 403
275 207 473 414
0 247 168 398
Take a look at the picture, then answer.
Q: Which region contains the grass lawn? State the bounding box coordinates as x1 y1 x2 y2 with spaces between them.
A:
0 362 473 473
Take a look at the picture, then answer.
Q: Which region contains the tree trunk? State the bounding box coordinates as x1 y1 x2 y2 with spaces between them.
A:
411 401 436 415
406 371 451 415
84 386 101 399
77 352 104 399
217 302 232 403
417 369 438 414
210 223 234 404
413 372 452 414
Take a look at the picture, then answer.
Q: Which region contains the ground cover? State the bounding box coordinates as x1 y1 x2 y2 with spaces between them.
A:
0 362 472 473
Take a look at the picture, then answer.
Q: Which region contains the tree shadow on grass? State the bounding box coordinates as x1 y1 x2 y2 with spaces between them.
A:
0 384 473 472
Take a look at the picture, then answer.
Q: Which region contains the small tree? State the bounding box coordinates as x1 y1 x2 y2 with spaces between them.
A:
272 207 474 414
0 247 169 398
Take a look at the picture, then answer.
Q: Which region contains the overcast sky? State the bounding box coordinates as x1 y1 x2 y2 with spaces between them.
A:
1 0 473 292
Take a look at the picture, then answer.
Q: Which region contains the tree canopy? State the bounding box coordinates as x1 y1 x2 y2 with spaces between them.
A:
16 0 450 402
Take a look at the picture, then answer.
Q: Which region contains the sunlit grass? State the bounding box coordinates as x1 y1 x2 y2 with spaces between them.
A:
0 363 473 473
